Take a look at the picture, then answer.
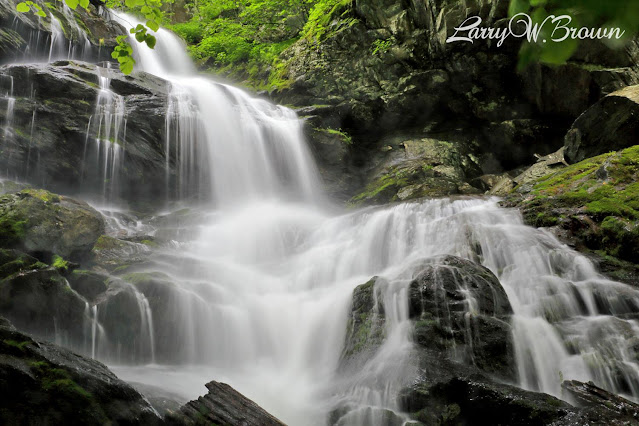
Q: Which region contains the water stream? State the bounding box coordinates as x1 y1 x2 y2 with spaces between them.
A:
2 6 639 425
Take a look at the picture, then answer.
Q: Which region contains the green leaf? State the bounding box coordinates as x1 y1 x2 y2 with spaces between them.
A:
37 9 46 16
120 59 134 75
146 19 159 32
78 0 89 8
64 0 79 10
145 34 156 48
135 31 146 42
16 2 30 12
508 0 529 17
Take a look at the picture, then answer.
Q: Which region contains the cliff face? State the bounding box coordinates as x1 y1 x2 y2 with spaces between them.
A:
266 0 639 201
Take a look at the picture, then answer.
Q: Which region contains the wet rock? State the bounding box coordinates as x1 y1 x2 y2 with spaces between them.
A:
565 85 639 163
90 235 151 273
562 380 639 422
0 249 87 348
0 189 104 260
0 61 174 209
408 255 514 379
168 380 285 426
0 316 161 425
67 269 109 303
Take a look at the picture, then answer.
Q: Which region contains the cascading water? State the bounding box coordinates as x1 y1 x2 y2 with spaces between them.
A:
3 4 639 424
102 11 639 425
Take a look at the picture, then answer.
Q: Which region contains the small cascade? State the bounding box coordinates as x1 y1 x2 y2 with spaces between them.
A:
1 75 15 138
85 63 127 203
47 16 65 62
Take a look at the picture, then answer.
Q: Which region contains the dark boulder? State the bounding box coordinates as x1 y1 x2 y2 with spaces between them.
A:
0 315 161 425
565 85 639 164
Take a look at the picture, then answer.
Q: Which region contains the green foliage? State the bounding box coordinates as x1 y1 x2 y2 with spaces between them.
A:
509 0 639 69
16 1 46 17
301 0 354 42
52 255 69 272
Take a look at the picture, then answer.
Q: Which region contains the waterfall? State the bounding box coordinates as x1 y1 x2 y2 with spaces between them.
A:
101 11 639 425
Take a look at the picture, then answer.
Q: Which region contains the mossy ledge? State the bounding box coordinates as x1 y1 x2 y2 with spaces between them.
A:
504 145 639 269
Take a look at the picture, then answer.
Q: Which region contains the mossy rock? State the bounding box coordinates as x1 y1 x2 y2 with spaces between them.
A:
0 189 104 260
506 145 639 264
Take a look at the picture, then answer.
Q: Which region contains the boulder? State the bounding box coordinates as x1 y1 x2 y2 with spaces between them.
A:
0 189 104 260
565 85 639 163
0 316 161 425
168 380 285 426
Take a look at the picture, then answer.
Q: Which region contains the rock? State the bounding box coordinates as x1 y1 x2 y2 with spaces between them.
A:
0 249 87 348
0 61 173 209
67 269 109 303
0 316 161 425
90 235 151 273
510 147 568 192
562 380 639 422
565 85 639 163
408 255 514 379
349 136 483 206
0 189 104 260
168 380 286 426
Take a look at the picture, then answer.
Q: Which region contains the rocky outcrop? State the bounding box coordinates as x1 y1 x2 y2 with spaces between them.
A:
348 136 483 205
340 255 639 425
271 0 639 201
0 189 104 260
0 61 174 209
0 0 124 64
0 316 161 425
168 381 286 426
565 85 639 163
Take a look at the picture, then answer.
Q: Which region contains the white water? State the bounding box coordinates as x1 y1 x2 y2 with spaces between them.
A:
3 6 639 424
104 12 639 425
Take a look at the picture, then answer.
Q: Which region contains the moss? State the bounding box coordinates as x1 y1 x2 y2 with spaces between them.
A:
0 216 27 247
92 235 126 251
315 127 353 145
21 189 60 203
52 255 69 272
1 339 31 352
140 239 158 247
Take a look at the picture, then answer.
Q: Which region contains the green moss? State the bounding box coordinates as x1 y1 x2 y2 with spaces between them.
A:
21 189 60 203
1 339 31 352
316 127 353 145
140 239 158 247
52 255 69 272
0 215 27 246
92 235 126 251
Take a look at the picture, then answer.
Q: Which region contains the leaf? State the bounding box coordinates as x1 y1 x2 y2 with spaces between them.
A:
120 59 134 75
135 31 146 42
37 9 46 16
145 34 156 48
16 2 30 12
146 20 159 32
508 0 529 17
65 0 79 10
78 0 89 8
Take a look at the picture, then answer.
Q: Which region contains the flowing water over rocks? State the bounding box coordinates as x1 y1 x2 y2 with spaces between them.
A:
1 5 639 426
